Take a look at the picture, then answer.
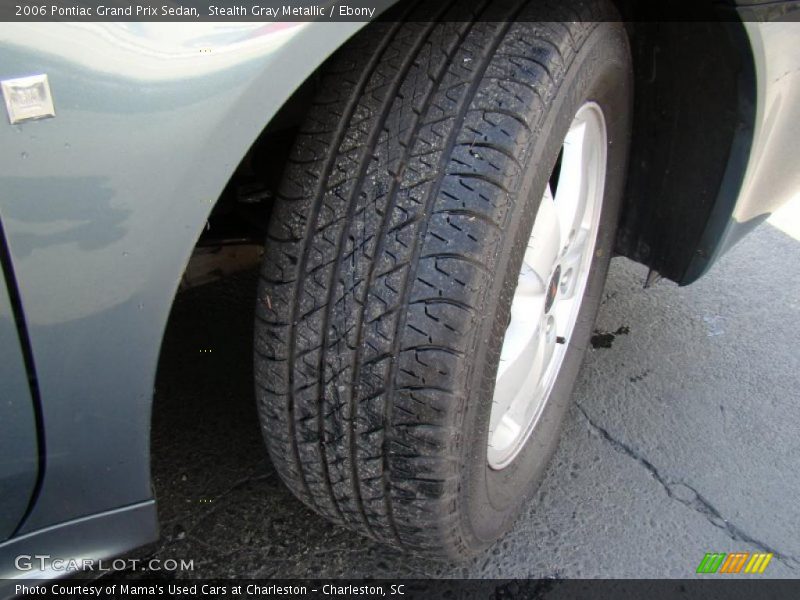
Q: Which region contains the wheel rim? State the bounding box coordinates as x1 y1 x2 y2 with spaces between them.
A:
487 102 608 470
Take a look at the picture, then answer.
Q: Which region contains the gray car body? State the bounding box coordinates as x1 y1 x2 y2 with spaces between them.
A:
0 15 798 580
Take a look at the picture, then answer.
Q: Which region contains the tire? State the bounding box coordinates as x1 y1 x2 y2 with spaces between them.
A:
255 0 632 558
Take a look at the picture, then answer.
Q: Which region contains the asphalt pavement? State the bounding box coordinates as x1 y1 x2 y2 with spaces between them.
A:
128 212 800 579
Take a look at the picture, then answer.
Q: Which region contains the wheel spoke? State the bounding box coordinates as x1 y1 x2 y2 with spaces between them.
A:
492 316 543 439
524 185 561 288
491 314 555 452
553 119 589 251
527 315 556 407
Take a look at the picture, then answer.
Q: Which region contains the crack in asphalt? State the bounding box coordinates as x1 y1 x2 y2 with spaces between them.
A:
576 403 799 571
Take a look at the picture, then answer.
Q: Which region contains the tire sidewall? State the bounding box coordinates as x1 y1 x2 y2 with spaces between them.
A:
456 22 633 550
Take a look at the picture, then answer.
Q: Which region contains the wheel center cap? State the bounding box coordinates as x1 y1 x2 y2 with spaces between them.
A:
545 265 561 314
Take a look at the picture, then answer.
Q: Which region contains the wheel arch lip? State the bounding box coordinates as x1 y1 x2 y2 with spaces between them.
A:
0 20 368 539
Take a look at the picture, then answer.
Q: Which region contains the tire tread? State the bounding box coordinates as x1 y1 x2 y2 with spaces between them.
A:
256 0 606 555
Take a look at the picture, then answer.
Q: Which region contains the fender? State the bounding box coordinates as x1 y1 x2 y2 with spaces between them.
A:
0 21 368 536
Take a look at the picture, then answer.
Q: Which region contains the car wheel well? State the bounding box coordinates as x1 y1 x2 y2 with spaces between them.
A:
180 12 756 289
